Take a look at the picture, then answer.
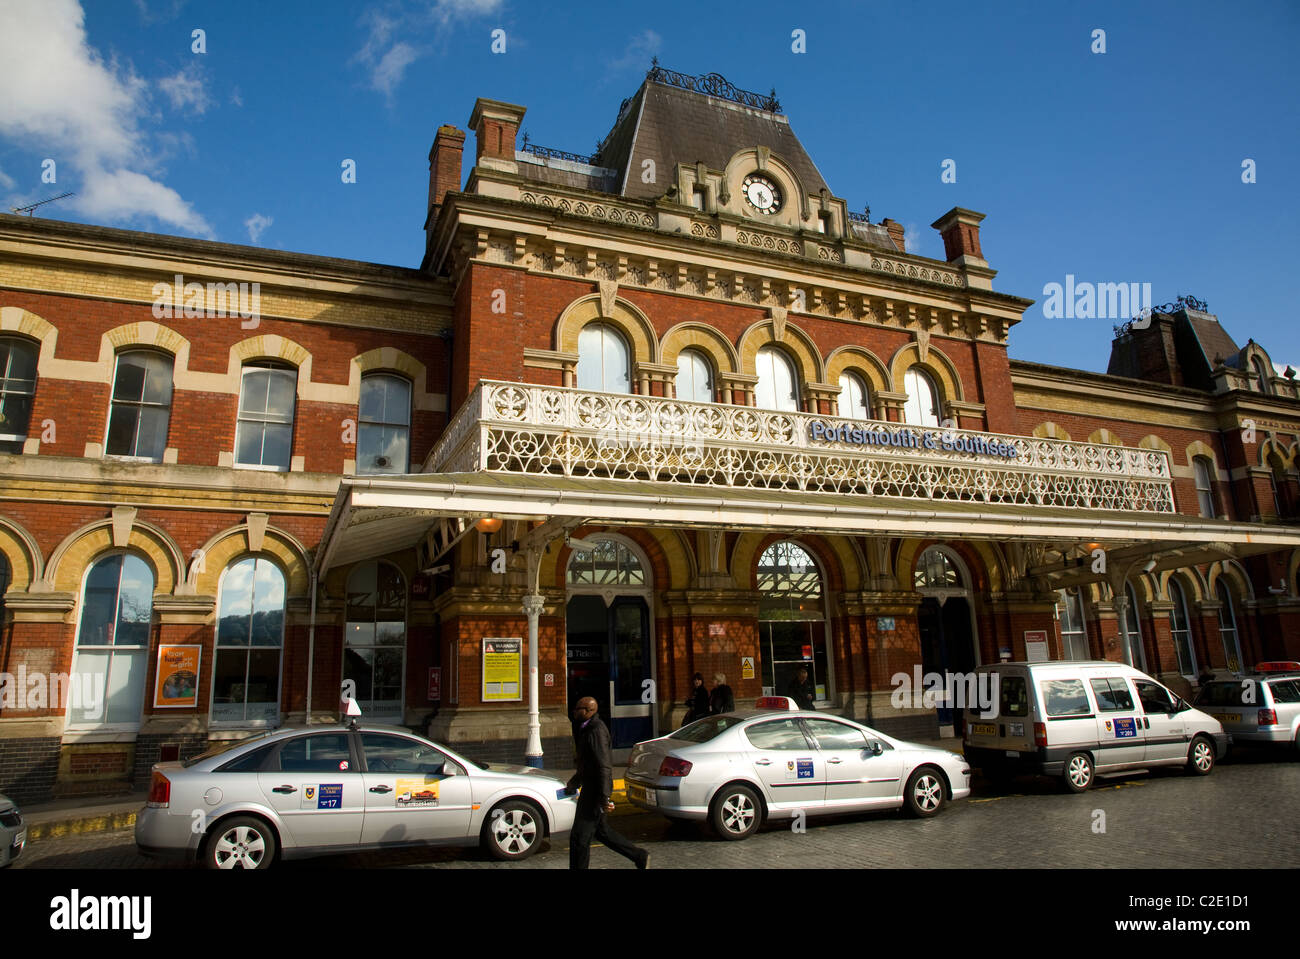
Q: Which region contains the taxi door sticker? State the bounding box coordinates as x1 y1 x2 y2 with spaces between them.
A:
301 785 316 809
1112 717 1137 739
395 777 440 807
300 784 343 809
796 758 814 779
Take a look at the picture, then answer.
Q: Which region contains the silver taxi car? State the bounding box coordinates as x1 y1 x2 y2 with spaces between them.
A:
136 713 576 869
1194 663 1300 751
0 792 24 867
625 697 971 839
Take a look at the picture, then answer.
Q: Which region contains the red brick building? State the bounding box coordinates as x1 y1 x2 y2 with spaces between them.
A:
2 66 1299 802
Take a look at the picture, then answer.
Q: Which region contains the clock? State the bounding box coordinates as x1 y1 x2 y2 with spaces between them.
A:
742 173 782 214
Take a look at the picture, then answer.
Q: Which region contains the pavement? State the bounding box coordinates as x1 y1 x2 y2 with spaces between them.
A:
15 736 966 841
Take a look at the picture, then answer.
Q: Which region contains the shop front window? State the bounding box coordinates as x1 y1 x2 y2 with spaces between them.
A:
757 541 828 702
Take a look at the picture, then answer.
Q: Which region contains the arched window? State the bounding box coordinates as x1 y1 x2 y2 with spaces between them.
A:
358 373 411 474
70 554 153 727
1192 456 1215 518
675 349 713 404
345 561 406 722
106 350 173 461
576 322 631 393
1215 579 1244 674
914 547 963 589
903 366 941 427
1252 355 1272 395
235 360 297 470
0 336 38 454
837 371 871 420
1058 588 1089 660
1123 581 1147 670
566 539 645 586
1168 578 1198 677
213 557 285 724
757 541 828 701
755 346 798 412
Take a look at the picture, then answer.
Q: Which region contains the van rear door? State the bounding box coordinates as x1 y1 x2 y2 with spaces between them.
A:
964 667 1034 754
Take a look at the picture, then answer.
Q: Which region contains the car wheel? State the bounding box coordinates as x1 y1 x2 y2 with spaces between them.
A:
904 766 946 818
204 816 276 870
1063 752 1094 793
1186 736 1215 775
709 784 761 840
482 800 543 861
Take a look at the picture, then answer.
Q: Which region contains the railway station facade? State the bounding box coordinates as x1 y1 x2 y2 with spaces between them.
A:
2 67 1300 803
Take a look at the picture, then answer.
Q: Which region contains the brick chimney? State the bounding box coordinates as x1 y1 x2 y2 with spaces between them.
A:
930 208 986 266
467 97 526 174
424 124 465 243
880 218 906 252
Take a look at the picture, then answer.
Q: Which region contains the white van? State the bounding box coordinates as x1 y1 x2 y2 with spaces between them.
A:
961 661 1229 791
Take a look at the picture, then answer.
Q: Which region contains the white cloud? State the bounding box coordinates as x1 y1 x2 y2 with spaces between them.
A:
77 166 212 237
0 167 15 191
608 29 660 72
158 63 212 114
432 0 504 25
0 0 211 236
371 42 419 98
244 213 272 244
230 86 243 108
353 1 504 98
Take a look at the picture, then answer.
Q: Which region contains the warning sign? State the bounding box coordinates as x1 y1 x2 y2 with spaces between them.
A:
741 657 755 680
482 638 522 702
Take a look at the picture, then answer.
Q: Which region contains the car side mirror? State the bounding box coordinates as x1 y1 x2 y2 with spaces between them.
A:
869 740 884 756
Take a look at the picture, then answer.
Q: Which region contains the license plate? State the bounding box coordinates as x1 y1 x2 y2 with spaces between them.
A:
627 782 655 806
972 723 997 736
1215 713 1240 723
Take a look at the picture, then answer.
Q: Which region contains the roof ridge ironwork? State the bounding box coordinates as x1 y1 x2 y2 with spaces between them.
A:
644 58 782 113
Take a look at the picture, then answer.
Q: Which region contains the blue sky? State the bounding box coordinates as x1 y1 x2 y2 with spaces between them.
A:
1 0 1296 374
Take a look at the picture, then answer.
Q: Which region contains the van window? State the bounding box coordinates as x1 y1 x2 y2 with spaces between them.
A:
1133 679 1175 714
1090 678 1135 711
1043 679 1091 717
998 675 1029 718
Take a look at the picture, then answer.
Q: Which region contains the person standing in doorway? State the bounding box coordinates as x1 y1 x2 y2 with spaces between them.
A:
682 672 710 726
709 673 735 715
565 696 648 870
787 666 816 710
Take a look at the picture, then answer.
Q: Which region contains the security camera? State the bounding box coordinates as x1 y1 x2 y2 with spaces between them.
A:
566 536 603 551
1142 559 1158 573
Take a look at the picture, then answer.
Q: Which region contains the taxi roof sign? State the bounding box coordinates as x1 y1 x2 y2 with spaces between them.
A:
1254 661 1300 673
754 695 799 711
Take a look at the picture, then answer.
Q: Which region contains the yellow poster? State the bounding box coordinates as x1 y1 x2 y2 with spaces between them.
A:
153 645 201 708
741 656 755 680
482 638 522 702
395 777 440 807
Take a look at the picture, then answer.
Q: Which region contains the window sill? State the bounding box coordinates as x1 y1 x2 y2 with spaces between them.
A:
62 727 141 743
232 462 289 473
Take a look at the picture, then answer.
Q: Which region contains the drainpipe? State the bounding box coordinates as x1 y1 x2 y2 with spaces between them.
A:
305 564 318 725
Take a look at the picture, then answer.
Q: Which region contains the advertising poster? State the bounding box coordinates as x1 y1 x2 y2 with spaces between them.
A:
481 638 522 701
153 645 201 708
1024 630 1050 662
395 777 440 807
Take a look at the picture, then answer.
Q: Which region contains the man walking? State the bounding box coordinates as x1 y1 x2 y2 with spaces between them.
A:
565 696 649 869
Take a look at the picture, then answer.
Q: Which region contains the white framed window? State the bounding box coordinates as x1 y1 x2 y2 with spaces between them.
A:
235 361 297 470
576 322 631 394
1123 581 1147 671
105 351 173 461
211 556 285 726
1168 578 1198 678
837 371 871 420
358 373 411 474
903 366 941 427
345 561 407 723
68 553 153 729
0 336 38 454
1058 588 1090 660
675 349 713 404
1193 456 1215 518
755 346 798 412
1215 579 1244 674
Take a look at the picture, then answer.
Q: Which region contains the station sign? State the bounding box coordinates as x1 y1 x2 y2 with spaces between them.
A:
809 421 1020 460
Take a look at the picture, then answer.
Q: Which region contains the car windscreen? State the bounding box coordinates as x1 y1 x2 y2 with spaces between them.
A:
668 715 746 744
182 731 274 767
1194 682 1259 708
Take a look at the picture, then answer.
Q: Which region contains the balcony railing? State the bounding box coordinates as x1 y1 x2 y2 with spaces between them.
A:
426 381 1175 513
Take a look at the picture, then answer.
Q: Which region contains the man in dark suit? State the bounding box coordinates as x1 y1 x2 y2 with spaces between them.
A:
565 696 648 869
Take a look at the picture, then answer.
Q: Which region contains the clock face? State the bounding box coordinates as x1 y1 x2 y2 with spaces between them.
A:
742 174 781 214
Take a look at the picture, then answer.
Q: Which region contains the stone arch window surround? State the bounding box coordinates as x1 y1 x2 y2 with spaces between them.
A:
554 292 659 394
211 555 287 727
660 322 740 404
737 315 824 411
721 146 814 228
887 342 964 426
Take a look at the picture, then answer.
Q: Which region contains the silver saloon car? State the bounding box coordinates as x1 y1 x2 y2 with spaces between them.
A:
0 793 24 867
136 722 576 868
625 699 971 839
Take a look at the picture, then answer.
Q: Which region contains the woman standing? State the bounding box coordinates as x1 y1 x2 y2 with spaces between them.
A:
709 673 735 715
682 672 710 726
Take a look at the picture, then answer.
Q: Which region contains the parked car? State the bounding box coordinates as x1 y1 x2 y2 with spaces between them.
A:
624 696 971 840
1193 663 1300 752
963 661 1229 791
0 793 24 867
135 717 576 869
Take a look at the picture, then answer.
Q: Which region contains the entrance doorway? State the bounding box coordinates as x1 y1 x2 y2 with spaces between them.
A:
757 541 831 703
565 538 654 749
914 546 980 733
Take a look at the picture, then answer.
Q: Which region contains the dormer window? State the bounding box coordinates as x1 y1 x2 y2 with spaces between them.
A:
690 187 707 211
1252 355 1272 395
